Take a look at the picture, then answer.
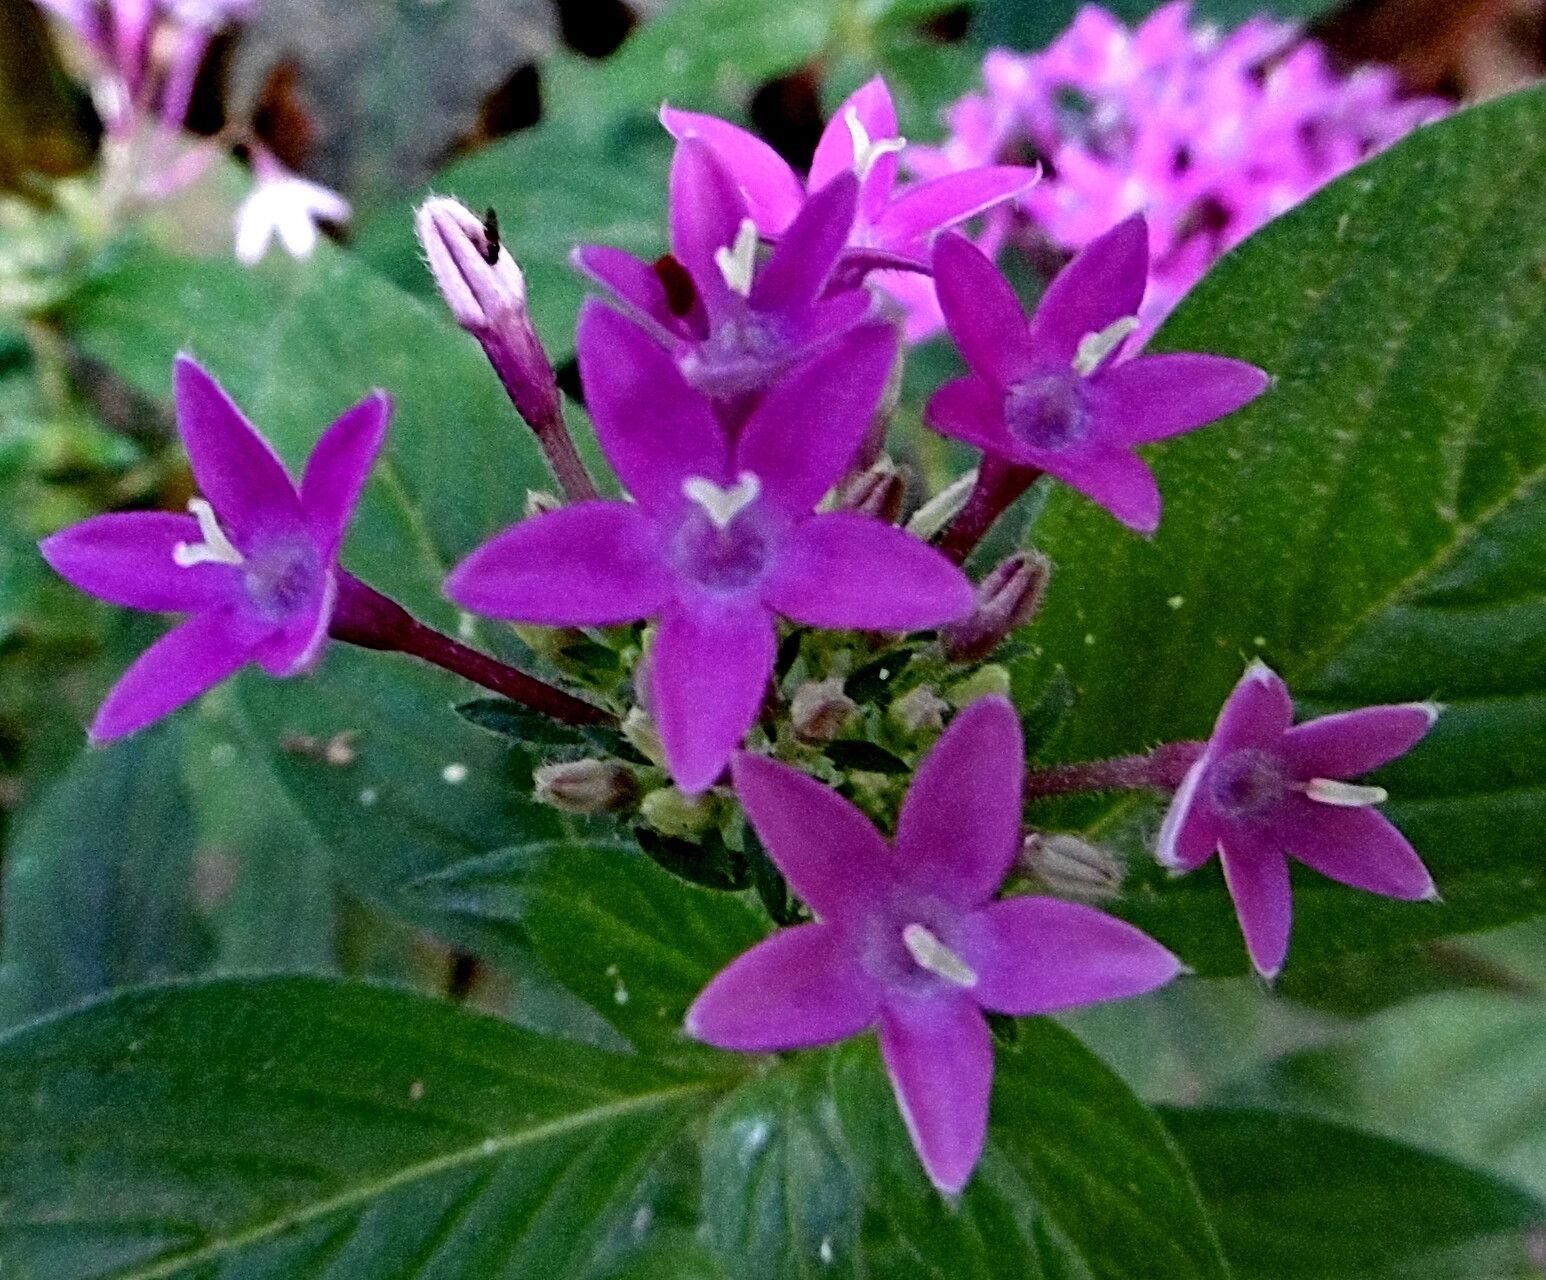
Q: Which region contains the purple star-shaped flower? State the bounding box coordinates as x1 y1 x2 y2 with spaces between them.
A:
575 136 870 411
662 77 1036 271
687 696 1182 1195
446 307 973 794
40 356 389 741
926 216 1270 533
1158 662 1439 978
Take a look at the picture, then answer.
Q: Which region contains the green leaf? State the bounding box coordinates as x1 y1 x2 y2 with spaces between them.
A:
0 976 721 1279
974 0 1340 49
0 726 210 1028
405 837 766 1069
701 1022 1232 1279
1160 1107 1545 1279
1017 87 1546 971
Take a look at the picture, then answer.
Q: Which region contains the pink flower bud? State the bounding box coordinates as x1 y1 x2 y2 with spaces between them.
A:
836 460 906 523
1020 832 1124 900
534 759 639 815
944 549 1051 663
790 677 857 744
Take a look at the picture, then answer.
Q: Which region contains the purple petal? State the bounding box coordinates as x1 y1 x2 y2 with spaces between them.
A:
872 166 1038 253
660 106 805 234
1156 759 1221 871
1027 215 1149 372
879 994 993 1196
576 302 730 510
1211 663 1294 756
173 355 301 542
933 234 1033 387
1283 704 1438 779
670 136 749 314
445 501 670 626
961 896 1182 1015
1219 831 1293 979
686 922 883 1051
301 391 390 561
1041 444 1161 535
40 512 238 613
766 512 973 631
1281 798 1436 900
1092 355 1269 444
572 244 685 343
924 375 1013 455
651 600 776 794
730 751 895 918
750 172 857 313
811 78 900 223
253 572 335 677
895 696 1024 908
735 323 898 515
90 609 262 742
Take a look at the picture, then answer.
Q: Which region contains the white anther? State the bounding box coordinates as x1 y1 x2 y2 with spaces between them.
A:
713 218 760 297
1073 316 1141 376
683 472 761 529
172 498 244 568
1305 778 1388 808
902 923 977 988
845 108 907 182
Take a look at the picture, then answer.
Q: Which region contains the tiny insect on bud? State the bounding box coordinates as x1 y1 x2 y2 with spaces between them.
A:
889 685 949 737
534 758 639 815
790 677 857 744
640 786 717 839
1020 832 1124 900
835 460 906 523
944 550 1051 663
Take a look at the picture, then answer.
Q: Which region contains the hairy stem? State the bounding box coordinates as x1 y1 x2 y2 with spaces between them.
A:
1024 741 1206 798
330 573 614 727
937 460 1041 565
482 336 598 503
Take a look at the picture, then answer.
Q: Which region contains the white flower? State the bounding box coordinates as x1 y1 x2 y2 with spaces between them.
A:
234 157 349 266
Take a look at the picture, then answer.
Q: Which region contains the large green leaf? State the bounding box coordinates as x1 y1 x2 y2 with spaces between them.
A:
975 0 1340 49
1016 87 1546 973
1161 1107 1544 1279
0 977 722 1279
702 1023 1232 1279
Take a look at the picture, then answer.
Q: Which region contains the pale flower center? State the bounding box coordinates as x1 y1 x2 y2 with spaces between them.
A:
242 539 322 622
674 473 771 595
173 498 244 568
845 108 907 181
901 923 978 988
684 472 761 529
1003 374 1090 450
1209 747 1287 821
714 219 760 298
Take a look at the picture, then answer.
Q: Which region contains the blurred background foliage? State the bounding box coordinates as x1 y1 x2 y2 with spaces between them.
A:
1 0 1545 1273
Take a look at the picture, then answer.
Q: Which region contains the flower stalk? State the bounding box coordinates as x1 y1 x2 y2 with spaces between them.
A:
1023 740 1206 798
937 459 1041 565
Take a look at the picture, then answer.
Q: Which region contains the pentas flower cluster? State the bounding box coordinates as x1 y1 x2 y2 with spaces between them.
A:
33 0 349 263
902 2 1448 339
39 71 1444 1195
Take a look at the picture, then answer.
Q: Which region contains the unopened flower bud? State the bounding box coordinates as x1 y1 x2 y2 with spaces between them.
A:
415 196 563 433
1020 832 1124 900
534 758 639 814
905 467 977 539
889 684 948 736
791 677 857 744
836 460 906 523
524 489 562 518
622 705 666 767
641 786 716 839
947 664 1011 708
944 550 1051 663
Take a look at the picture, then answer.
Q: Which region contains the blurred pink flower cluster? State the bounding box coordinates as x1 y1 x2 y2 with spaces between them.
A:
894 2 1449 342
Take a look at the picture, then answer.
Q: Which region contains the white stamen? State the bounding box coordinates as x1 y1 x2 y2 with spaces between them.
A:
1073 316 1141 376
172 498 244 568
845 108 907 181
683 472 761 529
902 923 977 988
713 218 760 297
1305 778 1388 807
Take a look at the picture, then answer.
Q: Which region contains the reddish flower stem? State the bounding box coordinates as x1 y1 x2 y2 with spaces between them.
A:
937 459 1041 565
1024 741 1206 798
481 335 598 503
330 573 614 727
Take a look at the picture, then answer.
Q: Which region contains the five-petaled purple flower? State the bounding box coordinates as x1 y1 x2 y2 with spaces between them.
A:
40 356 389 741
662 77 1036 272
575 136 870 413
1158 662 1439 978
687 696 1182 1195
446 307 973 794
926 216 1269 534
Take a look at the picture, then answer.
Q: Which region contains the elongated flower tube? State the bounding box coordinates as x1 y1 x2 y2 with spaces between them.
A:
928 216 1268 536
662 77 1036 271
446 306 973 793
40 356 388 741
687 697 1182 1194
1158 662 1439 978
